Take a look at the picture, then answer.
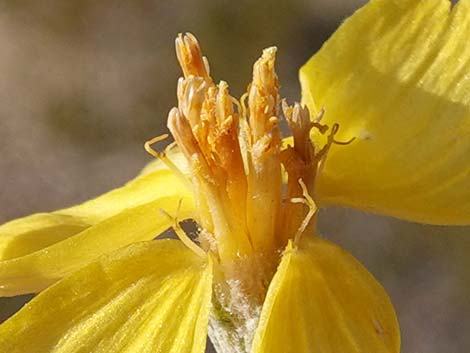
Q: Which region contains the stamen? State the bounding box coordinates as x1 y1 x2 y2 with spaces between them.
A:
280 102 318 244
245 46 282 254
248 47 279 141
169 79 252 261
177 76 208 131
175 32 211 81
282 101 315 162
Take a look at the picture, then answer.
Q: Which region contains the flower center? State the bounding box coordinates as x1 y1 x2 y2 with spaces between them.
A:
165 33 346 263
146 33 351 353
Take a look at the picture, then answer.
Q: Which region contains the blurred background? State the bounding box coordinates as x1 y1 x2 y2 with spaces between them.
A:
0 0 468 352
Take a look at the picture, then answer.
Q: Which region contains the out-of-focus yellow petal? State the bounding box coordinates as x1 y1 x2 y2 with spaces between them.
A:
0 213 89 260
300 0 470 225
0 161 190 261
0 195 194 296
0 157 195 296
0 239 212 353
252 236 400 353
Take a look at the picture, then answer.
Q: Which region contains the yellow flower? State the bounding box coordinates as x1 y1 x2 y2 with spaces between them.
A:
0 1 468 352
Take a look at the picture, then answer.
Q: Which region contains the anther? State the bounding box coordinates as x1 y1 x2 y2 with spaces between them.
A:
175 32 211 81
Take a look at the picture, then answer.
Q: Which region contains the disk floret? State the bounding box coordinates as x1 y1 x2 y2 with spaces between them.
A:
244 47 283 256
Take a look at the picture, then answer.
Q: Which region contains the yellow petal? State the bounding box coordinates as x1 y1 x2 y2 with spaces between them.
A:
252 236 400 353
0 239 212 353
0 213 89 260
0 195 194 296
0 156 194 296
300 0 470 225
0 165 191 261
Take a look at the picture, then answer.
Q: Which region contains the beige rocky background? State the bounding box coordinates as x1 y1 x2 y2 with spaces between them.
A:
0 1 468 352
